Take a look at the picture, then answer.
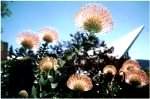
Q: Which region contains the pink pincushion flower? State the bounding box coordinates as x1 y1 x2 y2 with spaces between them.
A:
119 59 141 74
67 74 93 91
18 90 29 98
38 56 59 72
75 3 113 33
103 65 117 76
17 32 39 49
125 70 149 87
40 27 58 43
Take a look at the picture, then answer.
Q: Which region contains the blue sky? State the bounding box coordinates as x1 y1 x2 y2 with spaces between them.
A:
1 1 149 60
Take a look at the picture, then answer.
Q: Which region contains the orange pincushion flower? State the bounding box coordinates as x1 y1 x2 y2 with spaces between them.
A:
39 57 59 72
103 65 117 76
75 3 113 33
17 32 39 49
67 74 93 91
125 70 149 87
40 27 58 43
119 59 141 74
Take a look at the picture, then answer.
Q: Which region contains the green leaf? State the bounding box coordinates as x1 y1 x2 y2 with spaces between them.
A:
58 58 66 67
39 75 48 87
31 86 37 98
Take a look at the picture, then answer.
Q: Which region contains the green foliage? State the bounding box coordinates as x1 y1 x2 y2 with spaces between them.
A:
1 31 149 98
1 1 12 18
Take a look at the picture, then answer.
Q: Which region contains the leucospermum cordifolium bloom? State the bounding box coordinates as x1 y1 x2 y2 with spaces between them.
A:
125 70 149 87
119 59 149 87
18 90 29 98
17 31 39 49
103 65 117 76
67 74 93 91
38 56 59 72
39 27 58 43
119 59 141 74
75 3 113 33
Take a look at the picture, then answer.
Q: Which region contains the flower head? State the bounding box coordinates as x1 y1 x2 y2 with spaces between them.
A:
119 59 141 74
18 90 28 98
103 65 117 76
75 3 113 33
125 70 149 87
67 74 93 91
17 32 39 49
39 56 59 72
40 27 58 43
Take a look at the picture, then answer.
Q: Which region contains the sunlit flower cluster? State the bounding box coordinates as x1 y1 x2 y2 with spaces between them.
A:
38 56 59 72
75 3 113 33
67 74 93 91
17 32 39 49
40 27 58 43
120 59 149 87
17 27 59 50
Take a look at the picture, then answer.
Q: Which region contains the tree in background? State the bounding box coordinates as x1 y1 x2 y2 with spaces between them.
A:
1 1 12 18
1 1 12 61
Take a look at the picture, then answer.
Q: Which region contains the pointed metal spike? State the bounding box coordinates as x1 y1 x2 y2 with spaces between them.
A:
109 25 144 58
87 25 144 59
